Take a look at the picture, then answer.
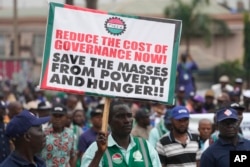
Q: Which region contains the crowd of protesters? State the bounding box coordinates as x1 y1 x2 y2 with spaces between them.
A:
1 67 250 166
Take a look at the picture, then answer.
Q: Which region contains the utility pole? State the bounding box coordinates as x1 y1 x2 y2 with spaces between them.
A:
13 0 19 57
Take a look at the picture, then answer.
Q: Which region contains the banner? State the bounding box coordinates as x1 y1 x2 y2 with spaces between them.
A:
39 2 182 104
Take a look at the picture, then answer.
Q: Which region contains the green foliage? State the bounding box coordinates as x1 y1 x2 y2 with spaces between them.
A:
243 12 250 88
214 60 245 83
243 13 250 70
164 0 230 54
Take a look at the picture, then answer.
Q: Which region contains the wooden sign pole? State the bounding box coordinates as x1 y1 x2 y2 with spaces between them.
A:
101 97 111 133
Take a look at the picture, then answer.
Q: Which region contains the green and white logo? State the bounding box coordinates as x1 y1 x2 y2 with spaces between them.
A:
105 17 126 36
112 153 123 164
133 150 143 162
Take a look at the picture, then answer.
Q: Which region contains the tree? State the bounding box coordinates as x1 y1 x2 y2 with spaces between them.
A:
243 12 250 88
65 0 74 5
86 0 98 9
164 0 230 55
64 0 98 9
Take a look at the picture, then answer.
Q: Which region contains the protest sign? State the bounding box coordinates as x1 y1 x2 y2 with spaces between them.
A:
39 2 182 105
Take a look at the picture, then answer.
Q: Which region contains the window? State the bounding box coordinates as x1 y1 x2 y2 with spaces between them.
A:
0 35 5 57
33 34 45 57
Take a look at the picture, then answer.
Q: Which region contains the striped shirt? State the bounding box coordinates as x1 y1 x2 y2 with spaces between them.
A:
156 131 200 167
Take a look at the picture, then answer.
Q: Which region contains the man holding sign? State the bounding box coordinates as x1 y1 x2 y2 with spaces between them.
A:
80 100 161 167
39 3 181 166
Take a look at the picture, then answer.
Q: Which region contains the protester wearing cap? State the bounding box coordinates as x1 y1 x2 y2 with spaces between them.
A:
216 92 230 109
36 101 52 131
234 77 244 95
41 103 77 167
34 85 47 104
37 101 52 117
210 102 245 145
200 108 250 167
235 77 243 84
228 89 241 104
211 75 233 99
190 95 207 113
23 101 38 115
204 90 216 113
156 106 200 167
0 110 49 167
78 106 103 165
148 106 173 148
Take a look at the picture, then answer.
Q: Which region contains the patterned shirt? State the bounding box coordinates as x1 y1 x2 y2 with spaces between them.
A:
41 125 76 167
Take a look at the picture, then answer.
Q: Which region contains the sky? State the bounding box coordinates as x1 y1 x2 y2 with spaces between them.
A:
0 0 249 10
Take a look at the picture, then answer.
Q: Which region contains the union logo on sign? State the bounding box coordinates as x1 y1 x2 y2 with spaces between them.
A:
105 17 126 36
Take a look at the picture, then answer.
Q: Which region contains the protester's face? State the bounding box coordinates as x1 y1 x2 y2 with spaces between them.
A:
73 110 85 125
171 118 189 134
181 55 187 62
27 125 46 153
51 114 67 129
220 82 227 88
198 122 212 140
65 112 73 127
142 116 150 127
205 96 214 104
232 95 241 103
152 104 166 116
138 115 150 128
234 83 243 90
91 114 102 129
218 118 238 138
130 103 139 117
177 91 185 99
8 104 23 119
66 97 78 109
109 108 133 137
217 99 229 108
193 101 203 111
